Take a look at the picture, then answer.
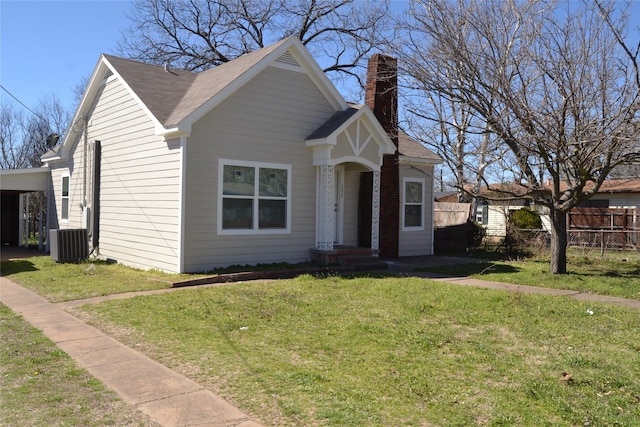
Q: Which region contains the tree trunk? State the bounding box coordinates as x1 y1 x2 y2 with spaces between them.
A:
549 209 568 274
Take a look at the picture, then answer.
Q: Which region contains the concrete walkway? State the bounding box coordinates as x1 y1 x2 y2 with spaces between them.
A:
416 272 640 309
1 253 638 427
0 276 264 427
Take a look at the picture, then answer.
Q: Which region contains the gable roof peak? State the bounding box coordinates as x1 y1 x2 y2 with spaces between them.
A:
50 37 348 162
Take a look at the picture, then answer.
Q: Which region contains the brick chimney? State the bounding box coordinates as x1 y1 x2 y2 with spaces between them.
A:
365 54 398 147
359 54 399 257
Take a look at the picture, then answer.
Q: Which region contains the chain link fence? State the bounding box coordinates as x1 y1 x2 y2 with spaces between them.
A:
509 228 640 256
568 228 640 252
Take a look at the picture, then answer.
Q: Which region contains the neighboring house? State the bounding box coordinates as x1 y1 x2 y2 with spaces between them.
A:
472 183 550 239
474 179 640 239
31 37 440 273
570 180 639 247
575 179 640 209
475 201 550 239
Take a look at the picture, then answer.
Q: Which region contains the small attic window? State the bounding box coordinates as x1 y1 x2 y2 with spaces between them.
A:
275 51 300 68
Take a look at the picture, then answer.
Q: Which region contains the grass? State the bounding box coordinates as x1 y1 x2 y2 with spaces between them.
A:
0 303 158 427
3 251 640 425
421 250 640 300
0 255 204 303
75 275 640 426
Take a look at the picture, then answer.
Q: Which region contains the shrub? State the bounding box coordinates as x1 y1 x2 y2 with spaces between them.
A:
510 208 542 230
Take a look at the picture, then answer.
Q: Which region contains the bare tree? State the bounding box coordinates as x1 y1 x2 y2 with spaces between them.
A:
403 90 506 203
396 0 640 274
0 102 24 169
0 96 69 170
117 0 391 92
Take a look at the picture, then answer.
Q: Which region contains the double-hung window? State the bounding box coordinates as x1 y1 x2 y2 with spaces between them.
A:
219 159 291 234
61 175 70 221
403 178 424 230
476 201 489 225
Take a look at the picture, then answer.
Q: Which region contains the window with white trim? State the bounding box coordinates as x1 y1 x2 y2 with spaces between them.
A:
61 175 70 221
403 178 424 230
476 201 489 225
218 160 291 234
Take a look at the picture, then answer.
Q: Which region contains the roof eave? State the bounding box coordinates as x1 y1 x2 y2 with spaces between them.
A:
399 155 443 165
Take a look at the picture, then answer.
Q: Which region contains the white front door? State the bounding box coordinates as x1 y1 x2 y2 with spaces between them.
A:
334 166 344 244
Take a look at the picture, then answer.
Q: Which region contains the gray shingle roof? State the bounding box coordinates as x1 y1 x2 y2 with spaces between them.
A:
306 106 360 140
103 37 294 127
102 55 196 126
398 132 441 162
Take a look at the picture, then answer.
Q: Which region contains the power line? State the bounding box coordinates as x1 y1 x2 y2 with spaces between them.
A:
0 84 50 124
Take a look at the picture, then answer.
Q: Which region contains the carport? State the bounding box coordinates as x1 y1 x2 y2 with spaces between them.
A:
0 167 50 250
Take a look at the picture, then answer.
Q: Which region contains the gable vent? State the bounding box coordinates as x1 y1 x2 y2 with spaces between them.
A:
276 51 300 68
102 70 114 83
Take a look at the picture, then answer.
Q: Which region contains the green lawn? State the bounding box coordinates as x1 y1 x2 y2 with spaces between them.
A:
3 253 640 426
75 275 640 426
0 304 158 426
421 251 640 300
0 255 200 303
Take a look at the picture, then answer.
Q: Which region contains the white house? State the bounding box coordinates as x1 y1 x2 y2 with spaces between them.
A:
576 179 640 209
29 37 441 273
474 179 640 239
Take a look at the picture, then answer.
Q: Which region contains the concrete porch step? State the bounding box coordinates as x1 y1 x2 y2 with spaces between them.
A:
310 246 386 270
337 256 388 271
336 254 380 266
334 248 387 271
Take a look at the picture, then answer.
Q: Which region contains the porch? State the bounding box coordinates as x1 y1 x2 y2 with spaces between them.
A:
309 245 381 267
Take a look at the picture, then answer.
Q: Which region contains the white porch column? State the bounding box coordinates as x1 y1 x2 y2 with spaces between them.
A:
371 170 381 251
38 193 44 250
18 194 25 247
316 164 335 250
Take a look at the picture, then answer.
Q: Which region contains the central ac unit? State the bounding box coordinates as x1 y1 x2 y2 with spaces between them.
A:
50 229 88 262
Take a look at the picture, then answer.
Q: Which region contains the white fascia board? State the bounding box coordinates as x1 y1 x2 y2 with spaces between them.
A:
0 167 50 192
399 155 443 165
156 124 191 140
285 41 348 111
357 108 396 155
306 134 338 147
49 57 107 163
330 156 380 171
41 154 62 164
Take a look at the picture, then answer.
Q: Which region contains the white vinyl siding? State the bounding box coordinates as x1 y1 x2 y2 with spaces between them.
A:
398 164 435 256
51 77 181 272
589 193 640 209
182 65 336 271
484 205 520 237
49 163 82 229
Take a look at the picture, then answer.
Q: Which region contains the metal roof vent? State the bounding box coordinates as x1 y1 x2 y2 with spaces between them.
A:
276 51 300 68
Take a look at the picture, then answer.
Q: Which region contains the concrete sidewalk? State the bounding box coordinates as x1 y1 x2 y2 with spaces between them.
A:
414 272 640 309
0 277 264 427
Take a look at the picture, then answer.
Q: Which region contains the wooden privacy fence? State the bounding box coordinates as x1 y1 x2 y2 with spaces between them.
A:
433 203 472 252
434 202 471 227
568 208 639 250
